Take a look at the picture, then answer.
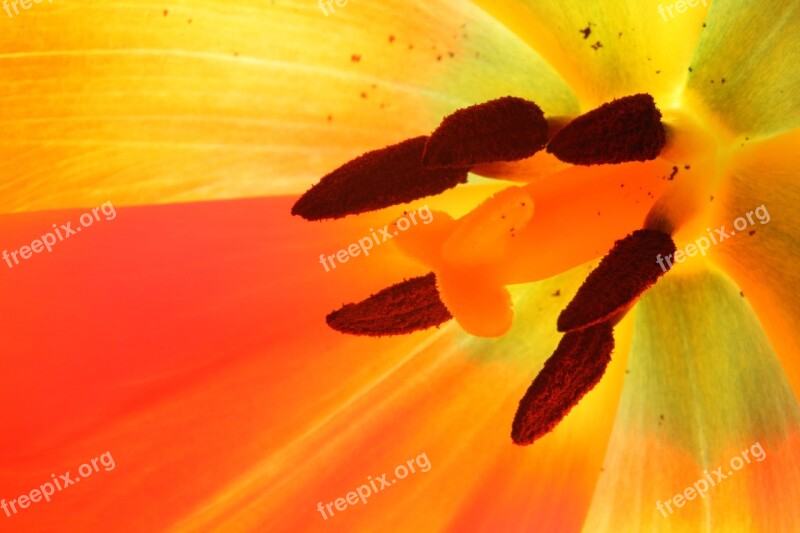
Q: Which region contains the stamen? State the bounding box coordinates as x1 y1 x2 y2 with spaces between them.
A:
511 322 614 446
423 97 549 168
292 137 469 221
326 273 452 336
546 94 666 165
557 229 676 332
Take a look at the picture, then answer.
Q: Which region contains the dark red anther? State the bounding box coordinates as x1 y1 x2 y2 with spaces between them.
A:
326 273 452 336
546 94 666 165
557 229 676 332
292 137 469 221
423 97 549 168
511 322 614 445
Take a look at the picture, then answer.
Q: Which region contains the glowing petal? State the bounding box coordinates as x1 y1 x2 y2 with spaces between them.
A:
474 0 708 107
0 196 434 530
684 0 800 138
706 128 800 395
169 266 628 531
0 1 577 213
583 268 800 531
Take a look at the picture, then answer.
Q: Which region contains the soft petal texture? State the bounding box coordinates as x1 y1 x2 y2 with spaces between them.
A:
474 0 708 107
0 195 433 530
3 2 798 532
0 0 577 213
584 268 800 532
172 266 629 532
684 0 800 138
0 193 617 532
706 128 800 395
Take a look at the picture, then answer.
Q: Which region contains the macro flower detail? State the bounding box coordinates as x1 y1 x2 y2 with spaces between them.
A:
423 96 549 167
556 228 677 333
511 321 614 445
291 136 470 220
546 94 667 165
294 92 681 445
326 272 452 335
5 1 800 531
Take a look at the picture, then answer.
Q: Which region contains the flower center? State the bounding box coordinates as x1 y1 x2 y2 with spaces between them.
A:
293 91 691 446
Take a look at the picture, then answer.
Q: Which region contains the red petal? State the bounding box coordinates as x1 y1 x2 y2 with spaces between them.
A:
546 94 666 165
557 229 676 332
292 137 469 221
326 273 452 336
423 97 549 168
511 322 614 445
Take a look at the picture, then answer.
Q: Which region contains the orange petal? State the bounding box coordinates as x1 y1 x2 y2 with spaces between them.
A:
0 0 578 213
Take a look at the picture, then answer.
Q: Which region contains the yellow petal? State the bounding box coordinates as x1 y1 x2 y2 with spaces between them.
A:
474 0 708 107
0 1 577 213
704 128 800 396
683 0 800 138
584 267 800 531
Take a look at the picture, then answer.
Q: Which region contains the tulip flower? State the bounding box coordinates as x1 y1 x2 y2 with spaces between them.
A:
1 0 798 531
